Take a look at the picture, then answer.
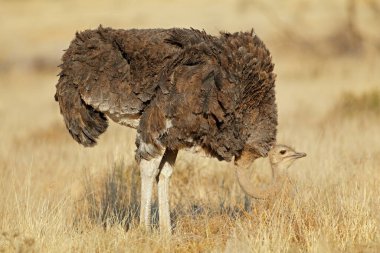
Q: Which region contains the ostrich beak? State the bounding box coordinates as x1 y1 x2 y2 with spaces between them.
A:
291 152 307 159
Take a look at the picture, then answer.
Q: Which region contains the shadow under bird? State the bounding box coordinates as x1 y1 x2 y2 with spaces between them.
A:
55 26 306 233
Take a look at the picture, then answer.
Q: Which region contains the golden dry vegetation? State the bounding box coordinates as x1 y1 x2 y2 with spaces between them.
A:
0 0 380 252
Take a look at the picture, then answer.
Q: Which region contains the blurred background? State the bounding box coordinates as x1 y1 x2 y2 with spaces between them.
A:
1 0 380 73
0 0 379 251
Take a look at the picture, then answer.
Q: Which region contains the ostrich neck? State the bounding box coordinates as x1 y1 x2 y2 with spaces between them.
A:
235 161 282 199
271 161 280 180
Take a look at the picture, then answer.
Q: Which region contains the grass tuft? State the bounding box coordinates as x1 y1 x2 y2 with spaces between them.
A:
76 160 140 231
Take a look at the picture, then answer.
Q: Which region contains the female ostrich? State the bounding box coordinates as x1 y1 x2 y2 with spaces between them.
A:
55 26 306 233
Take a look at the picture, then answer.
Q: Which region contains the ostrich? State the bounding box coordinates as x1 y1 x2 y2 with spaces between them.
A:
55 26 306 233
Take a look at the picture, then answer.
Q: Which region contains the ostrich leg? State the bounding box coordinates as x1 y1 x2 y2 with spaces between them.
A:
157 149 178 233
139 155 162 229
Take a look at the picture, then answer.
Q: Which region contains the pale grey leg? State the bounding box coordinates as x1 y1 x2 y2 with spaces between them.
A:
157 149 178 234
244 195 252 213
139 156 162 229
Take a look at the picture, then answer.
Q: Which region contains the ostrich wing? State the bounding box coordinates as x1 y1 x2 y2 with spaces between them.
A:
59 28 143 118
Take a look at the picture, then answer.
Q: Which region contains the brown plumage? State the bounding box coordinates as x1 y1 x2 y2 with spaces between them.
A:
55 26 277 163
55 26 281 232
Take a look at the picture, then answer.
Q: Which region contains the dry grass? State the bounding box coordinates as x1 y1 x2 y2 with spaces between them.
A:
329 89 380 117
1 0 380 252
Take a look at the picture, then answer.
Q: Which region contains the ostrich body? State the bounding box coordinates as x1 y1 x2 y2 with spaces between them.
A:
55 26 305 233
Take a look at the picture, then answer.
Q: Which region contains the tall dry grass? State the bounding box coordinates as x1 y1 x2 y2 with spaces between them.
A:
0 73 379 252
1 0 380 252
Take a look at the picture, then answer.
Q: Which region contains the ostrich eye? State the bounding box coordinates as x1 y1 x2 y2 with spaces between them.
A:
279 150 286 155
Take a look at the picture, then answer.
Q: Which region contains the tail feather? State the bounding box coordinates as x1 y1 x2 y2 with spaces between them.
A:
55 77 108 147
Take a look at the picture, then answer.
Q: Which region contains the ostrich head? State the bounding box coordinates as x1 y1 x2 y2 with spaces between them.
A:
268 144 307 174
235 144 306 199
